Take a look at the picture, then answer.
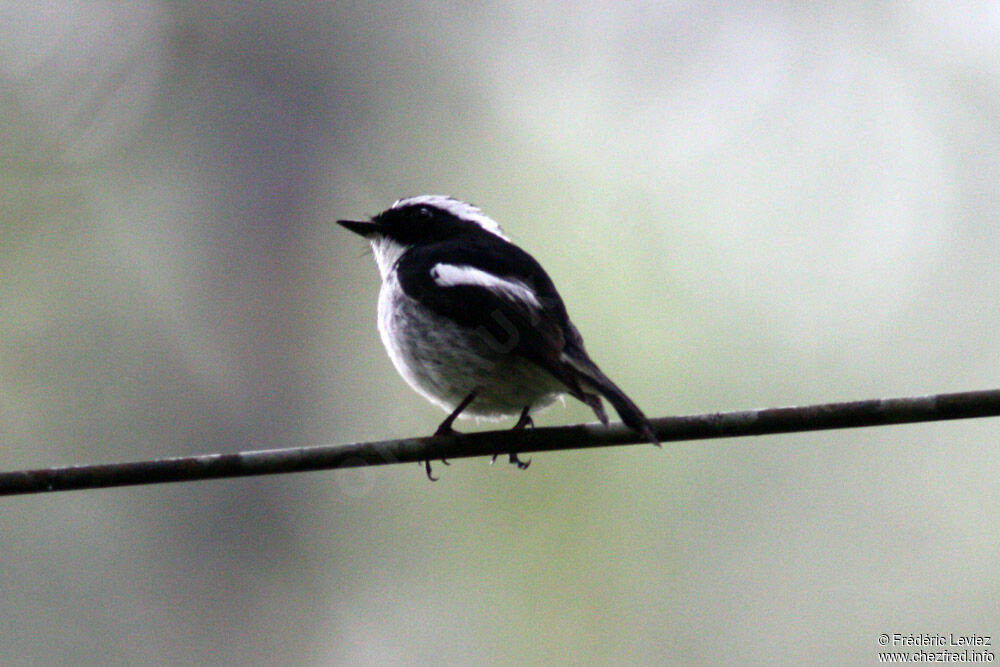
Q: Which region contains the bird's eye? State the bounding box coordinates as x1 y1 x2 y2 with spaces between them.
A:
417 207 432 220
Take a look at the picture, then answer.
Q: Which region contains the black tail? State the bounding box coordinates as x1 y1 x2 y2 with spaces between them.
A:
562 348 660 447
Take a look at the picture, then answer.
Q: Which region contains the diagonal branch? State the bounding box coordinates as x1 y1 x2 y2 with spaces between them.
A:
1 388 998 497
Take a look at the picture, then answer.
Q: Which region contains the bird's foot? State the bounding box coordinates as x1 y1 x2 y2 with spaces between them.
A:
490 405 534 469
490 452 532 470
508 452 531 469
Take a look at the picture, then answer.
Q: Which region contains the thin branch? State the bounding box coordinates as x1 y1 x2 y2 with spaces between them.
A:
1 388 998 496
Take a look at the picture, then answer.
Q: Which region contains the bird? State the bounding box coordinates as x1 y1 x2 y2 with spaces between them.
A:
338 195 659 479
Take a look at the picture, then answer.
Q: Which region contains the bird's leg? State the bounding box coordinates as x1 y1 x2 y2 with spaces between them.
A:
434 389 479 436
424 389 479 481
512 407 534 430
492 405 532 470
435 391 479 435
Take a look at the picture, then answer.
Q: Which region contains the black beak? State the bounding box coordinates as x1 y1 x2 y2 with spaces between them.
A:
337 219 381 238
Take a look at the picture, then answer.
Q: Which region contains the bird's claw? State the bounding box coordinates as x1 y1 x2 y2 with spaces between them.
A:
491 452 531 470
509 452 531 469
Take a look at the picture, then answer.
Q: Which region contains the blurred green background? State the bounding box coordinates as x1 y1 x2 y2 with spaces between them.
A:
1 1 998 664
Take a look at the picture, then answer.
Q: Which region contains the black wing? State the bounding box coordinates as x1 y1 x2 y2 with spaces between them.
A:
395 236 589 396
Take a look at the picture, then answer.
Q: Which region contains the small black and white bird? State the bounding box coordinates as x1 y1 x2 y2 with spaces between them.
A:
338 195 659 478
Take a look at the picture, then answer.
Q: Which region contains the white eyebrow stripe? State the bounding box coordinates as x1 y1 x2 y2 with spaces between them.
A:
430 263 541 309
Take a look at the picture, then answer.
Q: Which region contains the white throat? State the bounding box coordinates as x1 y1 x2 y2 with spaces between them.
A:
371 236 410 282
